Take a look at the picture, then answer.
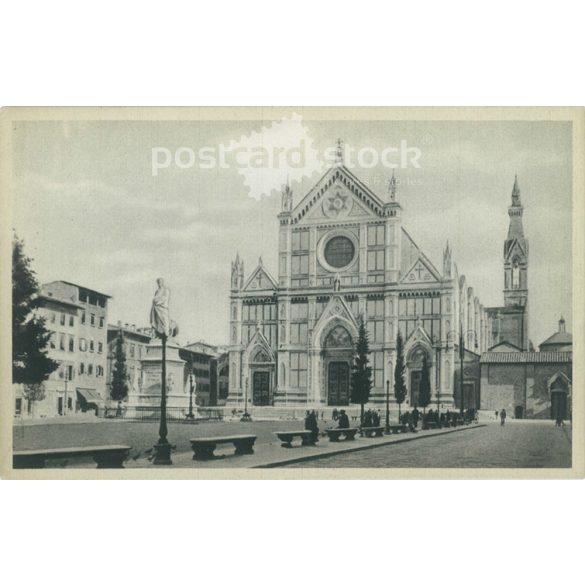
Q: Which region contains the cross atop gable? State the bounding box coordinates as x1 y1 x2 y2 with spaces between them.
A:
401 257 440 284
243 263 278 292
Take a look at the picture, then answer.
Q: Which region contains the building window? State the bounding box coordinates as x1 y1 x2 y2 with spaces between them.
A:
79 362 85 375
60 313 66 326
290 302 308 320
68 336 75 352
51 312 56 323
88 364 93 376
290 352 307 388
291 254 309 275
98 342 103 354
59 333 66 351
15 398 22 416
324 236 355 269
67 365 74 381
81 311 86 324
90 313 95 326
368 225 385 247
291 230 309 251
96 365 103 377
69 315 75 327
89 339 94 352
367 250 385 271
290 323 308 344
372 351 383 388
80 291 88 303
130 344 135 357
49 332 56 349
99 316 104 328
79 338 87 351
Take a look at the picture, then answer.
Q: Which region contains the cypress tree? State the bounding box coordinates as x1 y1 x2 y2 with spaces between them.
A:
350 318 373 425
111 330 129 402
12 235 58 413
393 330 407 423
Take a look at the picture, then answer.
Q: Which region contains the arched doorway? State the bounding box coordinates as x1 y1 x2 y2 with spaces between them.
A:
323 325 353 406
406 345 431 408
249 347 275 406
550 377 569 420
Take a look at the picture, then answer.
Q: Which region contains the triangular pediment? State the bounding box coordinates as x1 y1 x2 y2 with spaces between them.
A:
401 257 440 285
505 238 526 261
242 262 278 292
313 294 359 341
405 324 433 347
291 166 389 225
244 328 275 362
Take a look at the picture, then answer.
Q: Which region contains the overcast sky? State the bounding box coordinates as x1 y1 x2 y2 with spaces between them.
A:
12 118 572 348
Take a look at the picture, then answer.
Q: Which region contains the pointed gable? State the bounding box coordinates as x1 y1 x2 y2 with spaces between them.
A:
400 228 442 283
242 261 277 292
290 165 388 225
313 294 359 341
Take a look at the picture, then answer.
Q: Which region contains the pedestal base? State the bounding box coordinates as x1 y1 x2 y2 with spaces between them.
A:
152 442 173 465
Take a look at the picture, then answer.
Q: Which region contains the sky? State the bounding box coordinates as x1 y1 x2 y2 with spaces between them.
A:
12 117 572 348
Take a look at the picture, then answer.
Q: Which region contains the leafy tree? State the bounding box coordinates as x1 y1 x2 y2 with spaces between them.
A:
393 330 407 423
12 235 58 410
111 330 129 402
419 354 432 415
350 318 373 425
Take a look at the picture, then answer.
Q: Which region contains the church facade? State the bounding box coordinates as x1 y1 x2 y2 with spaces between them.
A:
227 147 492 411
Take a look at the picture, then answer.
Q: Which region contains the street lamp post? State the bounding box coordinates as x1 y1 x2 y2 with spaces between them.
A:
241 377 252 422
153 333 172 465
186 372 195 420
63 366 68 416
385 379 390 434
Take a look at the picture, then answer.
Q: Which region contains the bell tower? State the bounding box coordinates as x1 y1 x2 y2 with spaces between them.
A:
503 175 528 309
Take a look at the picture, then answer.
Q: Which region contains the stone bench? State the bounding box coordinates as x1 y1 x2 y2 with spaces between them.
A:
190 435 257 460
13 445 131 469
275 430 316 448
326 428 359 442
388 424 408 434
423 421 439 430
360 426 385 438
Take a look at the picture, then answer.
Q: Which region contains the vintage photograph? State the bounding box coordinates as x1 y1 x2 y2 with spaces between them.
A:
2 107 582 477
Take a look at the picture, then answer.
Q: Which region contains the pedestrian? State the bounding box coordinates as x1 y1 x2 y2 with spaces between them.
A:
332 408 339 422
363 409 373 428
372 409 381 426
500 408 507 426
338 409 350 429
495 410 499 420
412 407 420 429
307 410 319 442
555 412 565 427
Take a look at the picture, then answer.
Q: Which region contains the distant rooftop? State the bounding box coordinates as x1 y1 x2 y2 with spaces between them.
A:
45 280 112 299
480 351 572 364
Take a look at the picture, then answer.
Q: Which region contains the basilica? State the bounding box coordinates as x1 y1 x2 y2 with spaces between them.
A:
227 145 496 412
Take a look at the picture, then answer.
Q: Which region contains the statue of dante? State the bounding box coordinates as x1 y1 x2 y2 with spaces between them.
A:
150 278 172 338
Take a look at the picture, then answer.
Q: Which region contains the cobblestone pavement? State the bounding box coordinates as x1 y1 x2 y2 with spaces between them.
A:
285 421 572 468
12 418 307 459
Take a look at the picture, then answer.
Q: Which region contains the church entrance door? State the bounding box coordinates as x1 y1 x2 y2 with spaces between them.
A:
253 371 270 406
551 392 567 421
328 362 349 406
410 371 421 407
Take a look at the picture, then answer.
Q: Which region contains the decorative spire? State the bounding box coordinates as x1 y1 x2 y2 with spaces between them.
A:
559 315 565 332
507 175 525 240
389 170 397 201
334 138 344 166
511 174 521 207
258 256 263 266
281 176 293 212
443 240 452 278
